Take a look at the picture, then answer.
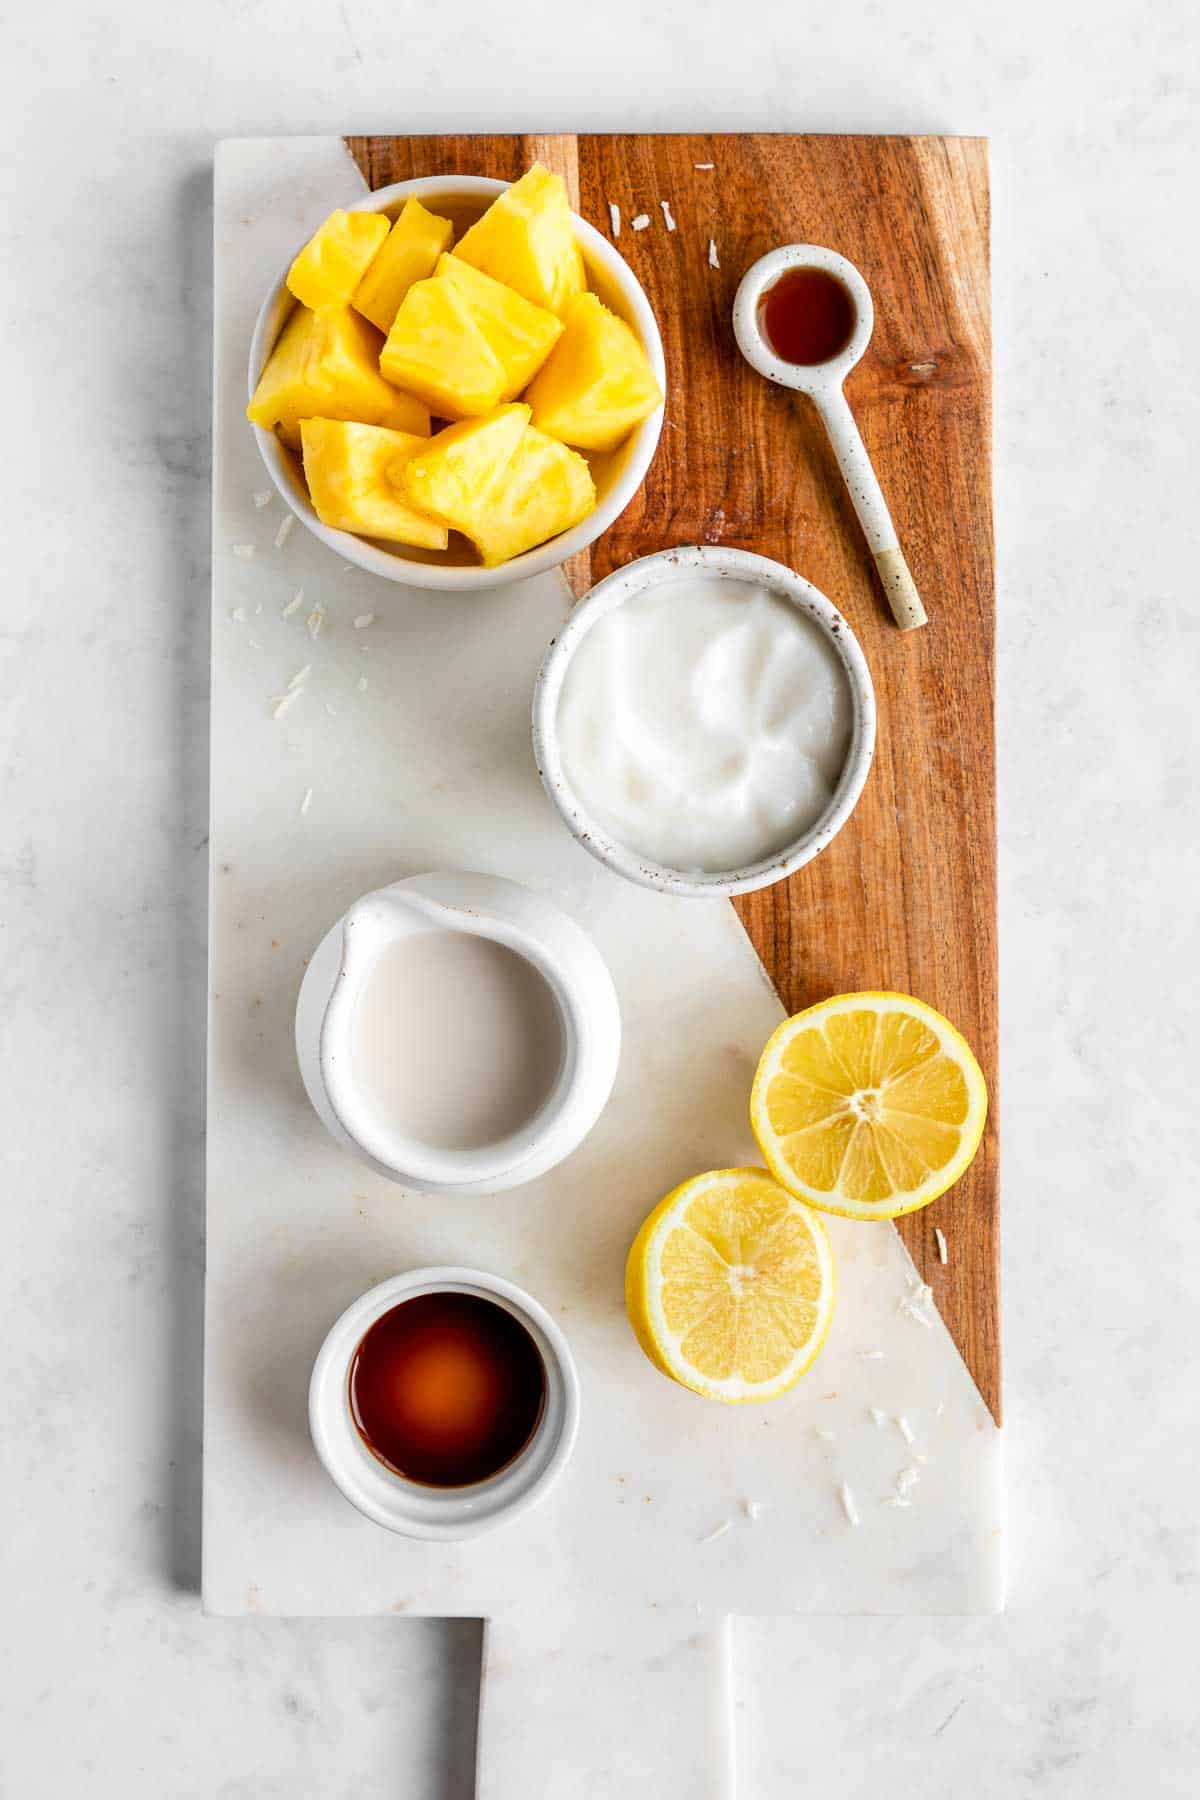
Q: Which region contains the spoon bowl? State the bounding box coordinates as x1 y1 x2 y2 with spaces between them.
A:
733 244 873 395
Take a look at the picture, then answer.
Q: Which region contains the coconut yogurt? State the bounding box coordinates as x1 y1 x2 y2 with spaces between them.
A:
555 574 853 875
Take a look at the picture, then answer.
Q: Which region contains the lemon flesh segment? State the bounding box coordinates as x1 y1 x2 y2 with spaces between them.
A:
625 1169 835 1403
751 993 988 1221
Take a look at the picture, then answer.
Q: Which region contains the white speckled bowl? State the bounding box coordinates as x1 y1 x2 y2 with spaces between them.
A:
531 545 876 899
247 176 666 591
309 1267 580 1540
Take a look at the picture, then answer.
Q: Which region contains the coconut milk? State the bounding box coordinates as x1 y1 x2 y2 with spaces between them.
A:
350 930 564 1151
556 575 853 874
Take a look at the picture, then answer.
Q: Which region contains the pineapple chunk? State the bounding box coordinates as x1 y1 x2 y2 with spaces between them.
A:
287 209 390 309
300 420 448 548
400 405 531 546
452 164 585 318
380 279 508 419
468 427 596 567
247 305 318 442
354 198 455 334
435 254 562 398
526 292 663 453
399 407 594 567
247 304 429 449
308 305 409 429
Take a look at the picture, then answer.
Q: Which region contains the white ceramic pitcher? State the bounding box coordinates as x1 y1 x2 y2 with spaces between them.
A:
295 871 621 1194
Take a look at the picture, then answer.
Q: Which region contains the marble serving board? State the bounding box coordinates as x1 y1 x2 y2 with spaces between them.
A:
205 137 1002 1798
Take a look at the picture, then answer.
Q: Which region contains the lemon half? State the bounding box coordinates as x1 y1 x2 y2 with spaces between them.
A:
625 1168 835 1403
751 992 988 1221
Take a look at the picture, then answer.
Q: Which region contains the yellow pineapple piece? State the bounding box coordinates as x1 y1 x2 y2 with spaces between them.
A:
308 305 406 427
300 420 448 549
247 304 429 449
399 405 530 549
435 254 562 398
247 305 318 441
354 198 455 334
468 426 595 567
380 279 508 419
452 164 585 318
526 292 663 453
400 408 594 567
287 209 390 309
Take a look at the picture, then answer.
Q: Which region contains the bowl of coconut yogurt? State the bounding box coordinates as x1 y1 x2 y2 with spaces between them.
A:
532 546 875 898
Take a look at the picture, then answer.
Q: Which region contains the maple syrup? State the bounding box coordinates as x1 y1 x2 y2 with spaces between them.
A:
759 266 856 366
349 1291 547 1487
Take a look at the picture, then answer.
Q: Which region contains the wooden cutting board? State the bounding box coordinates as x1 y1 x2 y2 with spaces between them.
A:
347 132 999 1421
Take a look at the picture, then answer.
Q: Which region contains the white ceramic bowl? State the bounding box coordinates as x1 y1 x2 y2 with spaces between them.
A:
309 1268 580 1539
532 545 877 899
294 872 621 1195
247 176 666 591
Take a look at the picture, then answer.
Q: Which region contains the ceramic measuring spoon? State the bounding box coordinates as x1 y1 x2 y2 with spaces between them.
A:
733 245 927 632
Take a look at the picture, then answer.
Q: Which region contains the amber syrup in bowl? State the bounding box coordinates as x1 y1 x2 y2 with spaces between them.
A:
758 266 856 366
349 1291 547 1488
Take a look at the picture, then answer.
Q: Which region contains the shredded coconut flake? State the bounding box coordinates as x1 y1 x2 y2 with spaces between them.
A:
353 613 375 630
253 490 273 509
699 1519 732 1545
282 587 305 618
287 664 311 691
232 543 255 560
299 786 313 816
270 690 302 721
935 1400 946 1418
860 1349 885 1361
815 1428 836 1442
230 606 247 623
324 702 337 717
935 1227 948 1265
660 199 676 232
306 610 324 641
247 637 261 648
708 238 720 268
839 1483 860 1526
895 1465 921 1496
896 1415 916 1445
274 514 296 550
608 201 620 238
740 1498 763 1521
869 1407 888 1428
899 1281 936 1329
694 162 714 170
631 213 651 231
884 1494 912 1509
357 675 368 692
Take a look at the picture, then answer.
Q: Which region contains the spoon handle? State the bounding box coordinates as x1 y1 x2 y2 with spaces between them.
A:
813 386 928 631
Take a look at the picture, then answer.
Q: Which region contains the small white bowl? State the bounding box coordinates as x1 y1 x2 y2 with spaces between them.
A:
531 545 876 899
294 871 621 1195
247 176 666 591
309 1268 580 1539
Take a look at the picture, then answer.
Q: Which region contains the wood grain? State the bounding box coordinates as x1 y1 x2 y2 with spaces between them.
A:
346 133 999 1423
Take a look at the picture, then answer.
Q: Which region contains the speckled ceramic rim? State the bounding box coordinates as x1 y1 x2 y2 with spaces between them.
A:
309 1268 580 1540
247 175 666 591
531 545 876 899
732 244 874 394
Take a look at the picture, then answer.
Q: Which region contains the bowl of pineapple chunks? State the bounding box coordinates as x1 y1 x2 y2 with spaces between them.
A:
247 167 666 588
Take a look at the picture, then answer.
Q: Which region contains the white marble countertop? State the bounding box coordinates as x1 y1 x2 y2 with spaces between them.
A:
2 2 1198 1794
